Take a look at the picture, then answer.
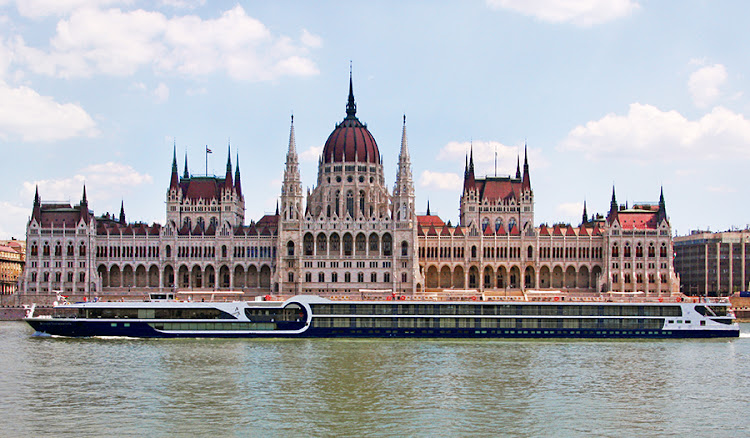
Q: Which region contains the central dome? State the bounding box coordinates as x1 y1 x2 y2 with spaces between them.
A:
322 76 380 164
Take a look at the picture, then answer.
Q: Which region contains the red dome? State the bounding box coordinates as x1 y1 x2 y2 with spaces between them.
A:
322 117 380 164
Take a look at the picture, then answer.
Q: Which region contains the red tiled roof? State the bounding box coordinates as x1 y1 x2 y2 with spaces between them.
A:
509 225 520 236
427 225 438 236
566 225 577 236
475 178 521 202
440 224 452 236
453 226 464 237
417 215 445 228
539 225 550 236
496 225 507 236
181 177 225 201
552 224 563 236
615 211 660 230
483 225 495 236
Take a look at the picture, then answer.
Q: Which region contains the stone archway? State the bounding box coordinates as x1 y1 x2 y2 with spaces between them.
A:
524 266 536 289
539 266 551 289
439 266 452 289
234 265 246 289
552 266 564 288
452 266 465 288
425 265 439 289
565 266 577 288
578 266 590 289
135 265 147 288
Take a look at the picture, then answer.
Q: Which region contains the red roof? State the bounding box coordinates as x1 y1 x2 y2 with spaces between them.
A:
417 215 445 228
615 212 660 230
181 177 226 201
322 118 380 164
474 178 522 202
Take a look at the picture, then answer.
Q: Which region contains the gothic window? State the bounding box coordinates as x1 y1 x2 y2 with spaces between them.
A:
31 272 37 282
330 233 340 253
660 243 667 258
331 272 338 283
210 217 218 228
471 246 477 258
304 233 314 256
401 241 409 257
359 190 365 216
288 272 294 282
67 272 73 283
305 272 312 282
222 245 227 258
508 217 517 231
346 191 354 218
343 233 353 256
79 243 86 256
318 272 324 282
612 243 619 257
527 246 533 259
165 245 171 258
481 217 489 231
382 234 392 257
287 241 295 256
317 233 327 253
335 191 340 216
67 243 74 256
384 272 391 283
624 273 631 284
356 233 366 254
43 272 49 282
648 243 655 258
43 243 50 256
79 272 86 282
31 242 38 256
344 272 351 282
369 233 379 253
401 272 407 283
635 242 643 258
371 272 377 282
197 217 205 230
357 272 364 282
54 243 62 256
183 217 191 229
624 242 631 258
495 218 503 231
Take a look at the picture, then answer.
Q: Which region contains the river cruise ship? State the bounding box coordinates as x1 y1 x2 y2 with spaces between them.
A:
25 293 739 338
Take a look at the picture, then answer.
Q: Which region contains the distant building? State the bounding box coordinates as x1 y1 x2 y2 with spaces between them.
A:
674 230 750 296
0 239 25 295
19 74 679 302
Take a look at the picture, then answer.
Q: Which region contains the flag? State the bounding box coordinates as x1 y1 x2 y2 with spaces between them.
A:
206 146 212 154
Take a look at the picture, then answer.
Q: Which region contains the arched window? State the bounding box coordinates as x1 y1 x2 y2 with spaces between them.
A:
371 272 377 282
67 243 74 256
343 233 353 256
165 245 171 258
346 190 354 218
79 243 86 256
359 190 366 216
209 217 218 228
401 272 407 283
31 243 38 256
344 272 351 282
660 243 667 258
382 234 392 256
288 272 294 282
495 218 503 231
334 191 340 216
648 243 655 258
318 272 325 282
317 233 327 253
635 242 643 258
304 233 314 256
54 242 62 256
222 245 227 258
287 241 295 256
527 246 533 259
357 272 364 282
183 217 191 229
330 233 340 253
624 242 631 258
508 217 517 231
369 233 379 253
471 245 477 258
196 217 205 230
401 241 409 257
43 243 50 256
481 217 490 231
612 243 619 257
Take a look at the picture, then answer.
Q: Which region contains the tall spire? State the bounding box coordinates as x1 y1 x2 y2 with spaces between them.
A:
80 185 90 223
610 186 618 214
515 154 521 179
399 115 410 161
426 200 431 216
183 152 189 179
659 186 667 219
225 144 233 189
582 200 588 224
281 114 302 222
522 142 531 190
119 200 126 225
346 62 357 118
170 144 179 188
81 185 87 205
235 153 242 198
394 114 414 203
32 185 41 222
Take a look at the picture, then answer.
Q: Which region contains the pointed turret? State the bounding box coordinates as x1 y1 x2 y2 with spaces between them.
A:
426 200 431 216
32 185 41 222
464 147 476 193
234 153 242 198
346 65 357 119
582 200 588 224
393 114 415 202
119 201 126 225
183 152 189 179
515 155 521 179
170 144 179 189
610 186 617 213
522 143 531 190
281 114 303 222
225 144 233 189
80 185 90 223
658 186 667 221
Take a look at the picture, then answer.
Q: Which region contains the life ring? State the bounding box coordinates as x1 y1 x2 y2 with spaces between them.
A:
658 298 663 302
399 295 406 301
386 296 392 301
554 296 560 302
471 296 477 301
693 298 698 303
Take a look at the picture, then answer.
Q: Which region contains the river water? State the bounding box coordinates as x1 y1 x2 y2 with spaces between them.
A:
1 321 748 437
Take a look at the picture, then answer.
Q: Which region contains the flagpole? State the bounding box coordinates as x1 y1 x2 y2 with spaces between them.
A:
206 145 208 176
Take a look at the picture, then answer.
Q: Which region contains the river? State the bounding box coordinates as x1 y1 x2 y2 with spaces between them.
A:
1 322 748 437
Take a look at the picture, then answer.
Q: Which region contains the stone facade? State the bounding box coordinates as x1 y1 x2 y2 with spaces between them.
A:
19 77 679 303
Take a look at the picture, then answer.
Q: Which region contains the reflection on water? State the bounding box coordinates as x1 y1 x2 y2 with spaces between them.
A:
1 322 749 437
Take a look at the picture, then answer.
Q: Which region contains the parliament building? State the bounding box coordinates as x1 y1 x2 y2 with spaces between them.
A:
20 76 679 303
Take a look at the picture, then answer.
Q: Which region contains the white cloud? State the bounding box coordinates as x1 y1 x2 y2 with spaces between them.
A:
0 80 97 142
153 82 169 103
419 171 462 191
22 162 153 204
688 64 727 108
0 201 30 240
556 201 583 217
299 145 323 162
437 140 545 177
11 5 319 81
13 0 125 18
300 29 323 48
486 0 639 27
559 103 750 162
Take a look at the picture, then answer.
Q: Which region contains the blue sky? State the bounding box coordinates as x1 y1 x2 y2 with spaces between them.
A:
1 0 749 240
